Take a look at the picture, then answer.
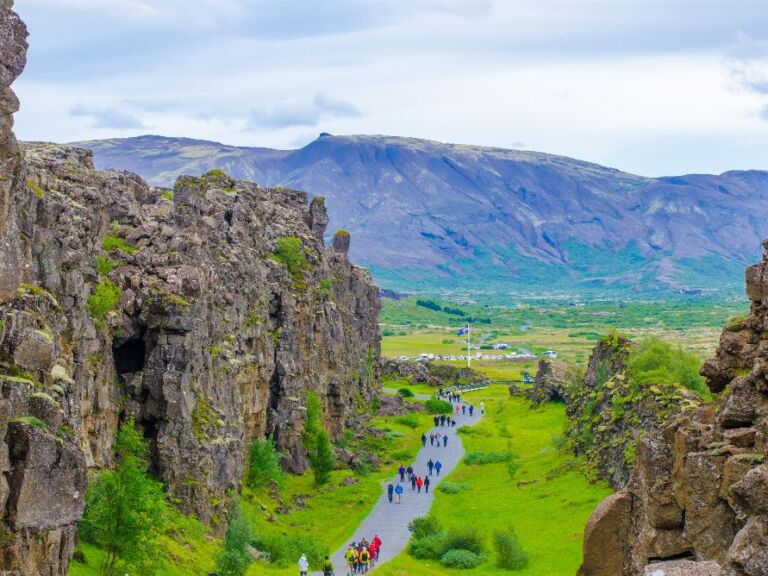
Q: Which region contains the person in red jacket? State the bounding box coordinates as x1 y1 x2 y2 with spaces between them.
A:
371 535 382 559
416 475 424 493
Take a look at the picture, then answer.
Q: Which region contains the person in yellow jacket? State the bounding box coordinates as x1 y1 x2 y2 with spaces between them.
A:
359 547 371 574
344 545 357 576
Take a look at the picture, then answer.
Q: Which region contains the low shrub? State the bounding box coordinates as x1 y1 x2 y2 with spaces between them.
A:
494 529 528 570
425 398 453 414
443 527 484 555
438 481 472 494
397 387 415 398
464 451 518 465
395 414 420 429
408 532 447 559
88 279 121 320
440 549 485 569
408 515 442 540
254 531 326 567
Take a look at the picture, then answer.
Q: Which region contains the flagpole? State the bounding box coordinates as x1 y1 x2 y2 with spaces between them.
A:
467 323 470 368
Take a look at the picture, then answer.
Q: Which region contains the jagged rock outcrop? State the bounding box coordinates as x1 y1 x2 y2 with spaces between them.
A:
567 336 701 489
528 358 572 406
0 4 381 572
580 243 768 576
382 357 489 388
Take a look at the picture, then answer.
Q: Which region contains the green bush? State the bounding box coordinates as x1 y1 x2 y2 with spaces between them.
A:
438 481 471 494
308 429 335 485
408 515 442 540
626 336 707 396
215 505 253 576
246 438 283 489
440 549 485 569
425 398 453 414
409 532 447 559
102 234 137 255
494 529 528 570
443 526 484 555
464 451 518 465
96 256 116 276
272 236 310 282
394 414 420 428
88 279 121 321
397 387 415 398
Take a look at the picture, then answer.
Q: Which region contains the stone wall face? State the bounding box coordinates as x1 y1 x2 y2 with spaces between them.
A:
0 4 381 573
580 245 768 576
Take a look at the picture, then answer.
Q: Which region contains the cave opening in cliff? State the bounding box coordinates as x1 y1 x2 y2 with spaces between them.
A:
113 337 146 379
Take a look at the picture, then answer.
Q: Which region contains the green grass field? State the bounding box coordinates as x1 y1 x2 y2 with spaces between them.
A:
376 387 612 576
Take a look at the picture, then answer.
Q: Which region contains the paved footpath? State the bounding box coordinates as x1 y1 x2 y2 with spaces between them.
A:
312 390 483 575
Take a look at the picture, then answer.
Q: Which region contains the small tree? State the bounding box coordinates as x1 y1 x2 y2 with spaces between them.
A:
494 529 528 570
79 418 167 576
246 438 284 489
215 504 253 576
308 429 335 485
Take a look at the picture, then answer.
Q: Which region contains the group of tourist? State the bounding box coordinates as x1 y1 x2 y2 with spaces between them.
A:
422 431 450 447
343 535 382 575
431 413 457 427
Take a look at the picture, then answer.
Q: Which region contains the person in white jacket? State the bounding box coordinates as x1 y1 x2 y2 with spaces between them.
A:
299 553 309 576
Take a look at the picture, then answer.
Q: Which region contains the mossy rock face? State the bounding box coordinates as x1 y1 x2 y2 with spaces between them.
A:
332 229 351 254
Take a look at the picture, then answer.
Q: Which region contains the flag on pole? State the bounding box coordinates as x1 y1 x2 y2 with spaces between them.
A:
457 324 469 336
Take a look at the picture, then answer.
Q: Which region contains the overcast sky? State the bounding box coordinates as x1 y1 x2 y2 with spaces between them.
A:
12 0 768 176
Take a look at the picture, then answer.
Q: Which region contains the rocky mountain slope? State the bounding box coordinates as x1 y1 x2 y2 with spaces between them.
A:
0 4 380 574
76 134 768 294
580 249 768 575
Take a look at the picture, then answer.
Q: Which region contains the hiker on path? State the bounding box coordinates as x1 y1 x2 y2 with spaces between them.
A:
430 433 435 446
387 483 394 503
398 465 405 482
345 545 356 576
299 553 309 576
322 555 334 576
421 433 427 447
462 405 466 415
424 476 430 493
416 475 424 493
480 401 485 415
469 405 474 417
410 474 417 491
433 415 439 426
407 465 414 477
455 405 460 415
440 414 446 426
427 458 434 475
443 434 448 447
435 460 442 475
395 483 403 503
359 547 370 573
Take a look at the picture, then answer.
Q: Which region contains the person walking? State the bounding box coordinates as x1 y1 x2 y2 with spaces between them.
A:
469 405 474 417
443 434 448 447
424 476 431 493
455 405 460 415
440 414 445 426
430 433 435 446
359 547 370 574
435 460 442 475
387 482 394 503
407 465 414 477
427 459 434 475
398 464 405 482
395 483 403 503
421 433 427 447
322 555 334 576
433 415 439 427
416 475 424 493
299 553 309 576
410 474 417 491
462 405 466 415
344 545 356 576
480 401 485 415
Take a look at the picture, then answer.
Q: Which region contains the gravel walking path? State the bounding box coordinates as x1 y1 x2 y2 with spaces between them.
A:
312 390 483 575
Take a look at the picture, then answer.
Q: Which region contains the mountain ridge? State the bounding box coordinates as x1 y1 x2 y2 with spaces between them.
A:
72 133 768 295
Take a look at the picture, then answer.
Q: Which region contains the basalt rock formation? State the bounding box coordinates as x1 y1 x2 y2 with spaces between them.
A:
529 357 572 406
382 357 490 389
580 245 768 575
0 4 380 574
566 336 701 490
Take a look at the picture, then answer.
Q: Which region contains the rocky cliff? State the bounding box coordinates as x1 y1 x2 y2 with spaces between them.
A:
580 246 768 575
0 4 380 574
566 336 701 490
